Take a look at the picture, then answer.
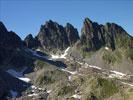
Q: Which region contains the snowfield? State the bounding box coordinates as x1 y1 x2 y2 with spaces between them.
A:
61 68 77 75
26 47 70 60
71 94 81 99
6 67 31 82
89 65 102 70
51 47 70 59
109 70 126 79
28 93 38 97
120 81 133 87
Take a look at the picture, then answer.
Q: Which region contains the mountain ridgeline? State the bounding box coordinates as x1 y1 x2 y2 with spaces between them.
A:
0 18 133 67
24 18 133 52
80 18 133 51
0 18 133 100
24 20 79 51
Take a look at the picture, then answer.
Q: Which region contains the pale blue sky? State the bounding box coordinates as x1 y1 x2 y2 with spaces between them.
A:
0 0 133 39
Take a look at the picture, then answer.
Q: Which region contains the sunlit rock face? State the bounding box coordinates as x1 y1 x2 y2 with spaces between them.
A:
81 18 133 51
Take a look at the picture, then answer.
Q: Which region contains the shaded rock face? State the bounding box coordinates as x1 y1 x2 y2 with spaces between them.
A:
81 18 133 51
0 21 33 68
0 22 22 48
24 34 39 49
0 76 8 99
65 23 79 46
0 22 22 66
36 20 79 51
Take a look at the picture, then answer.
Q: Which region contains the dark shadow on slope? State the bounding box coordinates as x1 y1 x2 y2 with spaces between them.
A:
21 48 67 68
0 70 31 98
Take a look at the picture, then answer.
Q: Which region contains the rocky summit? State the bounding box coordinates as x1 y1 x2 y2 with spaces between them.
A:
0 18 133 100
36 20 79 51
81 18 133 51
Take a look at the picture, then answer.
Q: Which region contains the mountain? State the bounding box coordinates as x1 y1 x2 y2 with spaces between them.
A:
80 18 133 51
0 22 33 69
25 20 79 52
24 34 39 49
0 19 133 100
0 22 22 67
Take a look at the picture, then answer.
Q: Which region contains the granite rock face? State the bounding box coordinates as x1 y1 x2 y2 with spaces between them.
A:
0 22 22 66
24 34 39 49
0 76 8 99
0 21 33 68
0 22 22 48
36 20 79 51
65 23 79 46
80 18 133 51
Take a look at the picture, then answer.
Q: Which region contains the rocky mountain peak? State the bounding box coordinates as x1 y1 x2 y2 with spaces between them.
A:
84 18 93 24
65 23 79 46
24 34 39 49
0 21 8 33
0 21 22 48
81 18 133 51
36 20 79 51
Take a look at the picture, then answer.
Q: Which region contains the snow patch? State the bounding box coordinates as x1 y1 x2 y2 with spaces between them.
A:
77 62 83 65
61 47 70 58
71 94 81 99
31 85 37 89
68 75 72 80
36 48 41 52
51 47 70 59
51 55 60 59
18 77 31 83
6 67 31 83
121 81 133 87
47 90 52 93
109 70 126 79
61 69 77 75
109 74 121 78
105 47 109 50
28 93 38 97
110 70 126 76
89 65 102 70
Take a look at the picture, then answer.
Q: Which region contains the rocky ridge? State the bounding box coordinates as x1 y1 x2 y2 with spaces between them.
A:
0 18 133 99
80 18 133 51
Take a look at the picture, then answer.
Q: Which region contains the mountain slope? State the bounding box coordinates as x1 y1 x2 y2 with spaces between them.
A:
0 18 133 100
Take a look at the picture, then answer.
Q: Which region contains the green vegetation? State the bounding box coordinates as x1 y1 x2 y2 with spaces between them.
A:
128 88 133 92
82 76 119 100
115 34 132 49
80 45 94 58
35 68 68 86
102 50 122 64
35 60 48 69
58 85 76 96
96 78 119 98
102 52 116 64
126 49 133 61
36 74 54 85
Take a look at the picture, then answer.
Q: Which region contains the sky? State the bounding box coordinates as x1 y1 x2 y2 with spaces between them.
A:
0 0 133 39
